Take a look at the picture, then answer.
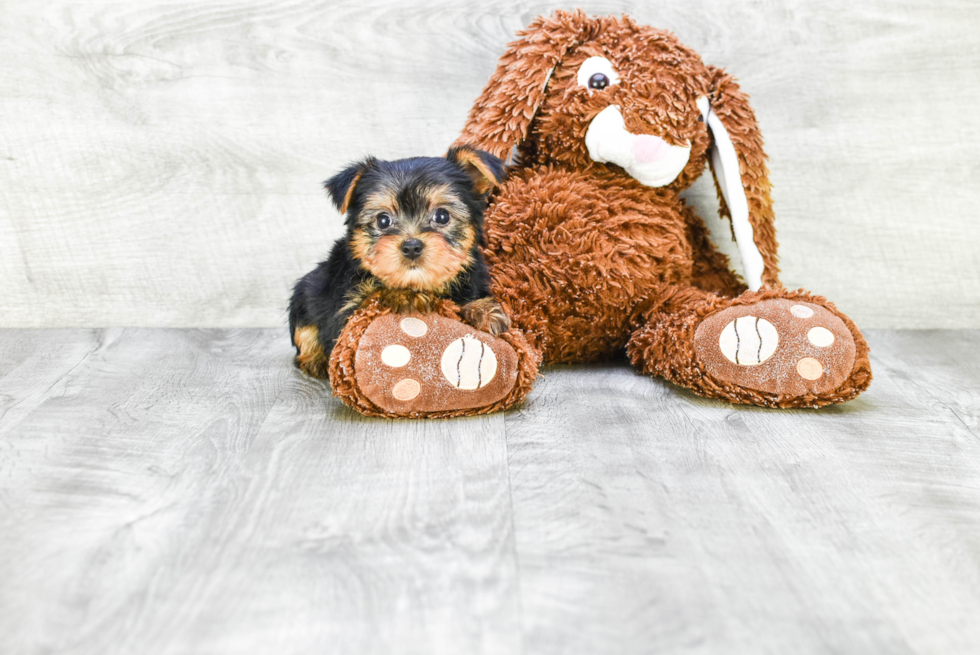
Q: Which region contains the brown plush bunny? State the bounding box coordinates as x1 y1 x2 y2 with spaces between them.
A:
328 9 870 415
449 9 871 408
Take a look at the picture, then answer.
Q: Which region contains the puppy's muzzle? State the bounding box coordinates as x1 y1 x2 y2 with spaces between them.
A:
401 238 424 260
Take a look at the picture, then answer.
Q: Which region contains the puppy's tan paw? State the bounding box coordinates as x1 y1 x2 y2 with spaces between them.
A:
461 298 511 336
294 325 330 379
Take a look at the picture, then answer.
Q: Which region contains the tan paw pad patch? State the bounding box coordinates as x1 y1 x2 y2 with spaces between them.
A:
796 357 823 380
399 317 428 338
790 304 814 318
392 378 421 400
807 327 835 348
381 344 411 367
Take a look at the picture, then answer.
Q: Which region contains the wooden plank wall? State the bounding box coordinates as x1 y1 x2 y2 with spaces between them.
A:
1 0 978 328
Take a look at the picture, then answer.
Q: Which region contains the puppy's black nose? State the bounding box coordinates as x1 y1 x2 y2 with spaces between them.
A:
401 238 424 260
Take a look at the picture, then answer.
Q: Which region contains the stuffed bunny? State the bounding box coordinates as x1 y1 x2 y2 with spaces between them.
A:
327 10 870 415
449 9 871 408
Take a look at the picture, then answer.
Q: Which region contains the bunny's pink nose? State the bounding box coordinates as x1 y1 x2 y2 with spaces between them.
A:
632 134 670 163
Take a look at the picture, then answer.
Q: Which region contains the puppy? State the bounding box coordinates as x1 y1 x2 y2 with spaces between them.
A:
288 146 511 379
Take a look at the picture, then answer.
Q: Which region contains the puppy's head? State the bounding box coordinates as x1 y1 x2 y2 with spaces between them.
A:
325 146 504 292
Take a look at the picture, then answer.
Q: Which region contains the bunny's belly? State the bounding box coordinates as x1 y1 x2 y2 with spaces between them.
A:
484 167 695 363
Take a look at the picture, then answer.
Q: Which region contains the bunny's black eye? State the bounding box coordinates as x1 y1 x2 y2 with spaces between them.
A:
577 56 619 93
589 73 609 90
376 212 392 229
433 208 450 225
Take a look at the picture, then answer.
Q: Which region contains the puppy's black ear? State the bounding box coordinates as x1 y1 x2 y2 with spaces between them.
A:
446 145 506 196
324 157 376 219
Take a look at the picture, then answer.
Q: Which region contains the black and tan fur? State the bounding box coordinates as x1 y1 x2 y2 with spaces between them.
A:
288 146 510 378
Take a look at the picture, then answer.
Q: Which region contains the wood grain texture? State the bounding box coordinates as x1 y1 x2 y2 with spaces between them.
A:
1 328 979 654
504 333 980 654
0 328 520 655
0 1 978 329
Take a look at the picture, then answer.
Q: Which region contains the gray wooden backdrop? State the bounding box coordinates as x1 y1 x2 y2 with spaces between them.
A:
1 0 978 329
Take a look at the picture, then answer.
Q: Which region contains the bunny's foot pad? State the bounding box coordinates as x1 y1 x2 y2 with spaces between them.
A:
694 298 862 402
329 301 540 418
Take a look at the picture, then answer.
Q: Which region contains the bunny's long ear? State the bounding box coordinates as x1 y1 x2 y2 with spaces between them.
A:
700 67 780 291
454 10 587 161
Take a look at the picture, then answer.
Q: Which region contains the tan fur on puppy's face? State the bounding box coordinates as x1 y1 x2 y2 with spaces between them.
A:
362 231 473 291
349 179 477 292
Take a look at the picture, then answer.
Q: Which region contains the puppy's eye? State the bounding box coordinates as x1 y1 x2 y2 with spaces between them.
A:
577 56 619 94
376 212 392 229
433 208 450 225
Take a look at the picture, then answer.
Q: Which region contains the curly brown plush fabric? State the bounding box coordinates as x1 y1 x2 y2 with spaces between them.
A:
446 9 872 408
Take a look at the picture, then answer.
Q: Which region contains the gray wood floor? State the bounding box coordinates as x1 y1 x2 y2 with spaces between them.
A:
1 328 979 655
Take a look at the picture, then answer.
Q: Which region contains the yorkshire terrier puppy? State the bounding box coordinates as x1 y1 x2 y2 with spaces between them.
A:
288 146 511 379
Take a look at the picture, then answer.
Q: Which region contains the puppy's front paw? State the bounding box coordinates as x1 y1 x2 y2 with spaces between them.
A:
461 298 511 336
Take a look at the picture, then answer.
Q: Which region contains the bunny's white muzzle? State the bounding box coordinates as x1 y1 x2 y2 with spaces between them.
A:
583 99 766 292
584 105 691 187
